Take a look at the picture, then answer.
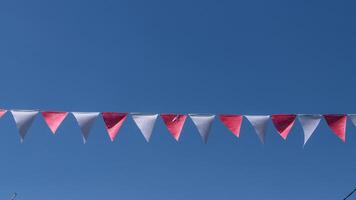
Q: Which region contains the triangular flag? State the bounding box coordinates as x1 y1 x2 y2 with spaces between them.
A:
42 111 68 134
219 114 243 137
11 110 38 142
132 113 158 142
161 114 187 141
298 114 321 146
189 114 215 143
0 109 7 118
245 115 269 143
72 112 99 143
324 114 347 142
271 114 296 140
348 114 356 126
102 112 128 142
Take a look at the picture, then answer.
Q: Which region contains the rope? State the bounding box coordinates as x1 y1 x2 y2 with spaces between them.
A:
343 188 356 200
9 193 17 200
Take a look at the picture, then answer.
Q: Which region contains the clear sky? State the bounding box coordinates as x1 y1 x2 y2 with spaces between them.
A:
0 0 355 199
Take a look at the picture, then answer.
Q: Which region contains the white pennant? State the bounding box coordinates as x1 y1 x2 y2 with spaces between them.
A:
72 112 99 143
11 110 38 142
298 114 321 146
349 114 356 126
189 114 215 143
245 115 270 144
131 113 158 142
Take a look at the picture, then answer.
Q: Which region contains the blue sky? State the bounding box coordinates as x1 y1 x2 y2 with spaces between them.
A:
0 0 355 199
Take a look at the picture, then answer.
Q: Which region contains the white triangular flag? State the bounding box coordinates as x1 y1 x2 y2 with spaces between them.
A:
72 112 99 143
189 114 215 143
11 110 38 142
131 113 158 142
349 114 356 126
298 114 321 146
245 115 270 144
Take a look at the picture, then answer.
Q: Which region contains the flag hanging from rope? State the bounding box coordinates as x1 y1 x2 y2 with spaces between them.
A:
161 114 187 141
42 111 68 134
11 110 38 142
132 113 158 142
245 115 270 144
72 112 99 143
298 114 322 146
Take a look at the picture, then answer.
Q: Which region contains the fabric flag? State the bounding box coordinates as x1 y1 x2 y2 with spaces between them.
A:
42 111 68 134
271 114 296 140
298 114 322 146
102 112 128 142
72 112 99 143
219 114 243 137
11 110 38 142
324 114 347 142
245 115 269 143
131 113 158 142
189 114 215 143
161 114 187 141
0 109 7 118
348 114 356 126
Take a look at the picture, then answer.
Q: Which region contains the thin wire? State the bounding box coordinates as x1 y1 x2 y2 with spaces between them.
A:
9 193 17 200
343 188 356 200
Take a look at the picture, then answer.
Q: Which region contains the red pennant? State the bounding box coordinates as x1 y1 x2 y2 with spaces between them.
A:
102 112 127 141
161 114 187 141
219 114 243 137
324 114 347 142
42 111 68 134
271 114 296 140
0 109 7 118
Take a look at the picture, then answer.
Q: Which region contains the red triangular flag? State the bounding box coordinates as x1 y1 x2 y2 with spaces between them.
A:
102 112 128 141
219 114 243 137
42 111 68 134
271 114 296 140
324 114 347 142
0 109 7 118
161 114 187 141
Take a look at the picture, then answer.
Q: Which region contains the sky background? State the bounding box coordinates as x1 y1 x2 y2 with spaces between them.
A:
0 0 355 199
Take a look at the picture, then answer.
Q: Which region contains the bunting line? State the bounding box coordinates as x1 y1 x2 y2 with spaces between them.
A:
0 109 355 145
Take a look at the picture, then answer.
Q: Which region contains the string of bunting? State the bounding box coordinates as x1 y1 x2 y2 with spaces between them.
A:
1 109 355 145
